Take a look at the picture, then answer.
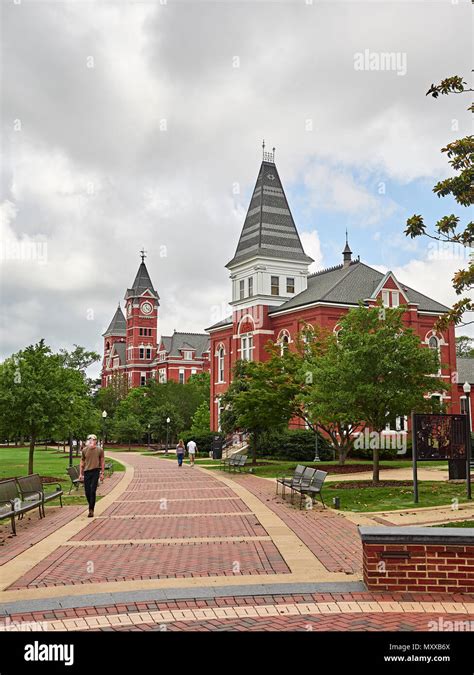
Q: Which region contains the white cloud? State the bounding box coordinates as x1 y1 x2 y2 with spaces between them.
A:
0 0 471 363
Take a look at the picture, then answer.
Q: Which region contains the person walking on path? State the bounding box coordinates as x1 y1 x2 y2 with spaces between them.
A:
187 439 197 466
79 434 104 517
176 439 185 467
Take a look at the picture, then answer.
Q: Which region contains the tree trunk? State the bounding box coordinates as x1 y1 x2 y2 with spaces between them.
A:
28 436 35 475
251 432 258 466
338 445 345 466
373 446 380 484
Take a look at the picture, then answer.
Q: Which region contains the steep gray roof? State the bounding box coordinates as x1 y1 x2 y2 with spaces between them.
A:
103 306 126 337
458 358 474 384
112 342 126 365
269 260 451 315
159 332 210 357
125 262 159 300
206 316 232 332
226 160 313 268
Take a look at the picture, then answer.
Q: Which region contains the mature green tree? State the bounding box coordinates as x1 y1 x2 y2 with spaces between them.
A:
405 74 473 329
112 414 143 450
94 372 129 418
220 358 298 465
59 345 100 375
0 340 90 474
149 404 184 446
456 335 474 358
190 401 211 434
323 305 446 482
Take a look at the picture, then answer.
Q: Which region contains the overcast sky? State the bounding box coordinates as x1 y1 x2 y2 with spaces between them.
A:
1 0 472 378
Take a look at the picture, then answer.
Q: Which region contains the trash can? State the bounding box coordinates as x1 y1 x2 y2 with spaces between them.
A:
212 437 224 460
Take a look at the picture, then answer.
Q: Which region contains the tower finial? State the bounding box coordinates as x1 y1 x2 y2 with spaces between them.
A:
342 230 352 267
262 141 275 163
140 247 147 263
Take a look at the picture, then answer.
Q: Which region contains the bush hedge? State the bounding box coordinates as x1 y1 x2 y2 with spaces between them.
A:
179 431 225 454
256 429 333 462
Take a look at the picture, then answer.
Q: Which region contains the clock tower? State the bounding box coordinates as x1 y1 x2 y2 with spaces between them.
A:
124 249 160 388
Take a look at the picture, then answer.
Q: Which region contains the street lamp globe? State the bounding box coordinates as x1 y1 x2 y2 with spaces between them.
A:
102 410 108 419
166 417 171 424
463 382 472 394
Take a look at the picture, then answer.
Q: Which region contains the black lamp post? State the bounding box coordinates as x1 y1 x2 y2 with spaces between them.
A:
166 417 170 454
313 427 320 463
68 397 74 468
463 382 472 500
102 410 107 450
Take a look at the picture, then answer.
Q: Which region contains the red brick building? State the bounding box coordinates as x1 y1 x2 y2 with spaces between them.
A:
207 150 466 432
101 253 209 389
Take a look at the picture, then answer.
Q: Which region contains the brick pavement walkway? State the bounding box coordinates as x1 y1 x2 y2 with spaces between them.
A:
229 473 362 573
1 454 472 632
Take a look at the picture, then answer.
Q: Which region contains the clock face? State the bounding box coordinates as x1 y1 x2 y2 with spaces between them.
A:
141 301 153 315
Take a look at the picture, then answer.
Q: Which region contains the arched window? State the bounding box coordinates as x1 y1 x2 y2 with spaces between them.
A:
428 336 439 350
216 344 225 383
277 330 291 355
106 341 110 351
238 316 255 362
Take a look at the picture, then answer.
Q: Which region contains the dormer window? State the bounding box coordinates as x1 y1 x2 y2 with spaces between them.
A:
271 276 279 296
286 277 295 294
183 351 192 360
382 290 390 307
248 277 253 297
239 280 245 300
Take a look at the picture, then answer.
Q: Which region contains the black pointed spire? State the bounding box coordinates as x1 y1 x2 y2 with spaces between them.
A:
103 305 126 337
226 151 313 268
342 229 352 267
125 252 159 300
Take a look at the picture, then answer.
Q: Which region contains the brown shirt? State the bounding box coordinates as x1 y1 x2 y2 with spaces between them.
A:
81 445 104 471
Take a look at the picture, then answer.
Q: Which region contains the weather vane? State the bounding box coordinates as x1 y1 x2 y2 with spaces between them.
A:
140 247 147 263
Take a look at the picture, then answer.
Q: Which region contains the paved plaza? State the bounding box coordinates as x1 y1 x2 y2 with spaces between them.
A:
0 454 473 632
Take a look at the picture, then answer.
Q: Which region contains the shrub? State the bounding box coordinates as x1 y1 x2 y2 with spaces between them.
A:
179 431 225 454
256 429 333 462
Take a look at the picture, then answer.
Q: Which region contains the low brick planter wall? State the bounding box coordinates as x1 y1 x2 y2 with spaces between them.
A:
359 526 474 594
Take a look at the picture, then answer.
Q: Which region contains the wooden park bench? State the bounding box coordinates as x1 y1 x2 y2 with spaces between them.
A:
0 478 43 535
276 464 306 498
16 474 63 517
292 469 328 509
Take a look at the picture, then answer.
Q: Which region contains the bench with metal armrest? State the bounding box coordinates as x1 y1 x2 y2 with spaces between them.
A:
276 464 306 497
292 469 328 509
16 474 63 518
66 466 82 494
0 478 43 535
229 455 248 473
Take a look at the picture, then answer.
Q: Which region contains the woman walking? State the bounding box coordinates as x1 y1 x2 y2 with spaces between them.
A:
176 439 185 467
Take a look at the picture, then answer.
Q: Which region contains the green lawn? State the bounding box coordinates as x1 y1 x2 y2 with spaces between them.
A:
0 446 124 507
200 458 447 479
437 520 474 528
325 481 471 512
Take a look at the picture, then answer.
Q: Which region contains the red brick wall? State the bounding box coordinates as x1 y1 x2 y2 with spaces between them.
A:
363 541 474 594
